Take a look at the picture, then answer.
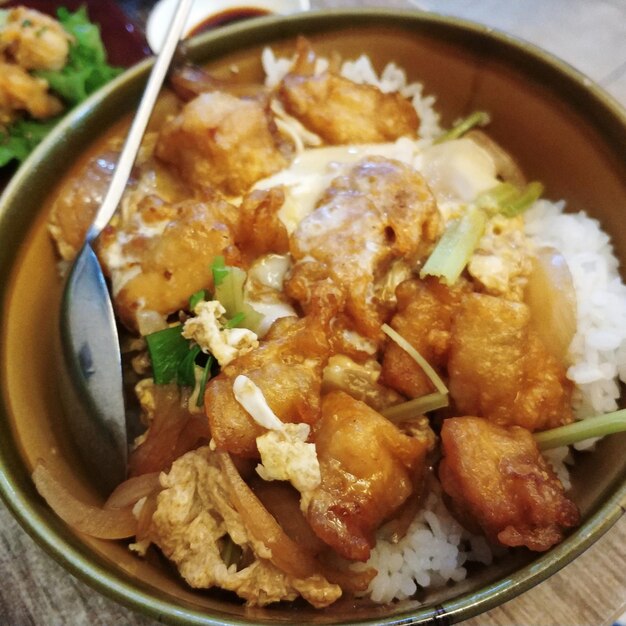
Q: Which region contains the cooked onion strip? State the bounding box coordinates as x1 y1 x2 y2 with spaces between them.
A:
217 451 320 580
104 472 161 510
535 410 626 450
466 129 526 187
32 462 136 539
382 392 449 421
382 324 448 395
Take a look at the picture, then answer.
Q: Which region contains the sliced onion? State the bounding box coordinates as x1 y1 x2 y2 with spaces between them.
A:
136 493 158 543
218 452 321 579
32 462 136 539
525 246 577 363
466 129 526 187
104 472 161 510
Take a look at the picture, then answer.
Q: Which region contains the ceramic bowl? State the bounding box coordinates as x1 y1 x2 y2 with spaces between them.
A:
1 8 626 625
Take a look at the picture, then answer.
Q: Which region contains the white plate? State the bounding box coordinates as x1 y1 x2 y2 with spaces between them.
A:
147 0 311 52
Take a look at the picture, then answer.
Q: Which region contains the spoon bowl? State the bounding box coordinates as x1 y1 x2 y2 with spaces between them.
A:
58 0 194 490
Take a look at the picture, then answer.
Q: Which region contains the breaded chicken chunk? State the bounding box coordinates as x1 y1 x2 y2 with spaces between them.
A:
98 194 241 333
438 417 580 551
288 157 441 339
205 282 342 458
278 38 419 144
156 91 289 196
0 61 63 127
0 7 72 71
448 293 573 431
306 391 429 561
381 277 470 398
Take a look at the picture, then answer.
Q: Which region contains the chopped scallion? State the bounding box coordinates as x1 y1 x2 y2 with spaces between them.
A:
381 324 448 395
225 312 246 329
434 111 491 144
211 259 264 333
420 206 486 285
145 325 191 385
177 344 201 388
189 289 208 311
196 355 215 408
214 265 247 318
211 256 228 287
500 181 544 217
476 181 544 218
535 409 626 450
382 392 449 422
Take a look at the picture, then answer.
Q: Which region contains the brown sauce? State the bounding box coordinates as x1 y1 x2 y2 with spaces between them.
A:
188 7 271 37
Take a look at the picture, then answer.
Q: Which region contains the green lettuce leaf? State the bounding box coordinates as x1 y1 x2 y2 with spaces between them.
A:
35 6 122 105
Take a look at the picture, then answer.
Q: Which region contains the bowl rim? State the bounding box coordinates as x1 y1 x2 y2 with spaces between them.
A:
1 7 626 625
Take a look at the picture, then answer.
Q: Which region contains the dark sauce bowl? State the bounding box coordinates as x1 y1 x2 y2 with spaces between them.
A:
1 9 626 626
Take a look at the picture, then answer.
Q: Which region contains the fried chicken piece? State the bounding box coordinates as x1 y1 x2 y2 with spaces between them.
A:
438 417 580 551
98 194 241 333
278 38 419 144
306 391 429 562
0 61 63 127
156 91 289 196
448 293 573 431
0 7 72 71
48 137 191 262
236 187 289 264
205 282 342 458
381 277 470 398
287 157 441 339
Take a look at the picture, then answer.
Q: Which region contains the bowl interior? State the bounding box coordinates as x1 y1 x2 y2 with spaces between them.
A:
1 9 626 626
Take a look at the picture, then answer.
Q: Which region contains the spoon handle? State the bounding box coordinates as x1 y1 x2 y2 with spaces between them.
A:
86 0 193 242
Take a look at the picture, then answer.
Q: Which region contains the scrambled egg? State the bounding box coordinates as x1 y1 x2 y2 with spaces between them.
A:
143 446 340 607
468 214 532 301
256 424 321 495
182 301 259 367
233 375 321 502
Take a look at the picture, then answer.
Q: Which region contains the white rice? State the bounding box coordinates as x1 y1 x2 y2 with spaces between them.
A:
262 48 626 604
524 201 626 433
261 48 442 140
359 484 495 604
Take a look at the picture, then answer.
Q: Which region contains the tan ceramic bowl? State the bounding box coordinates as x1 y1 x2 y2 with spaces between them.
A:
1 9 626 625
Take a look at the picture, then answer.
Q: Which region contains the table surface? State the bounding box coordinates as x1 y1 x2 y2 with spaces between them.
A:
2 0 626 624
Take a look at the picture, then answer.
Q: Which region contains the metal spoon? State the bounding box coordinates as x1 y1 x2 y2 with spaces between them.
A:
59 0 193 493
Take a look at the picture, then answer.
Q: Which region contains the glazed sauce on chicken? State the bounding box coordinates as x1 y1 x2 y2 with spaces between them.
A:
187 8 270 36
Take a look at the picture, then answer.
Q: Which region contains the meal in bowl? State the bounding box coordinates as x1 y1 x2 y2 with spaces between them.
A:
34 37 626 608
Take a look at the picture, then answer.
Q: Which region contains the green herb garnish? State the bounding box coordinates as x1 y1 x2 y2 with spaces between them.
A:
535 409 626 450
211 258 264 332
420 206 487 286
435 111 491 144
381 392 449 422
177 344 201 388
476 181 544 218
145 325 192 385
211 256 229 288
196 355 215 408
188 289 208 311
